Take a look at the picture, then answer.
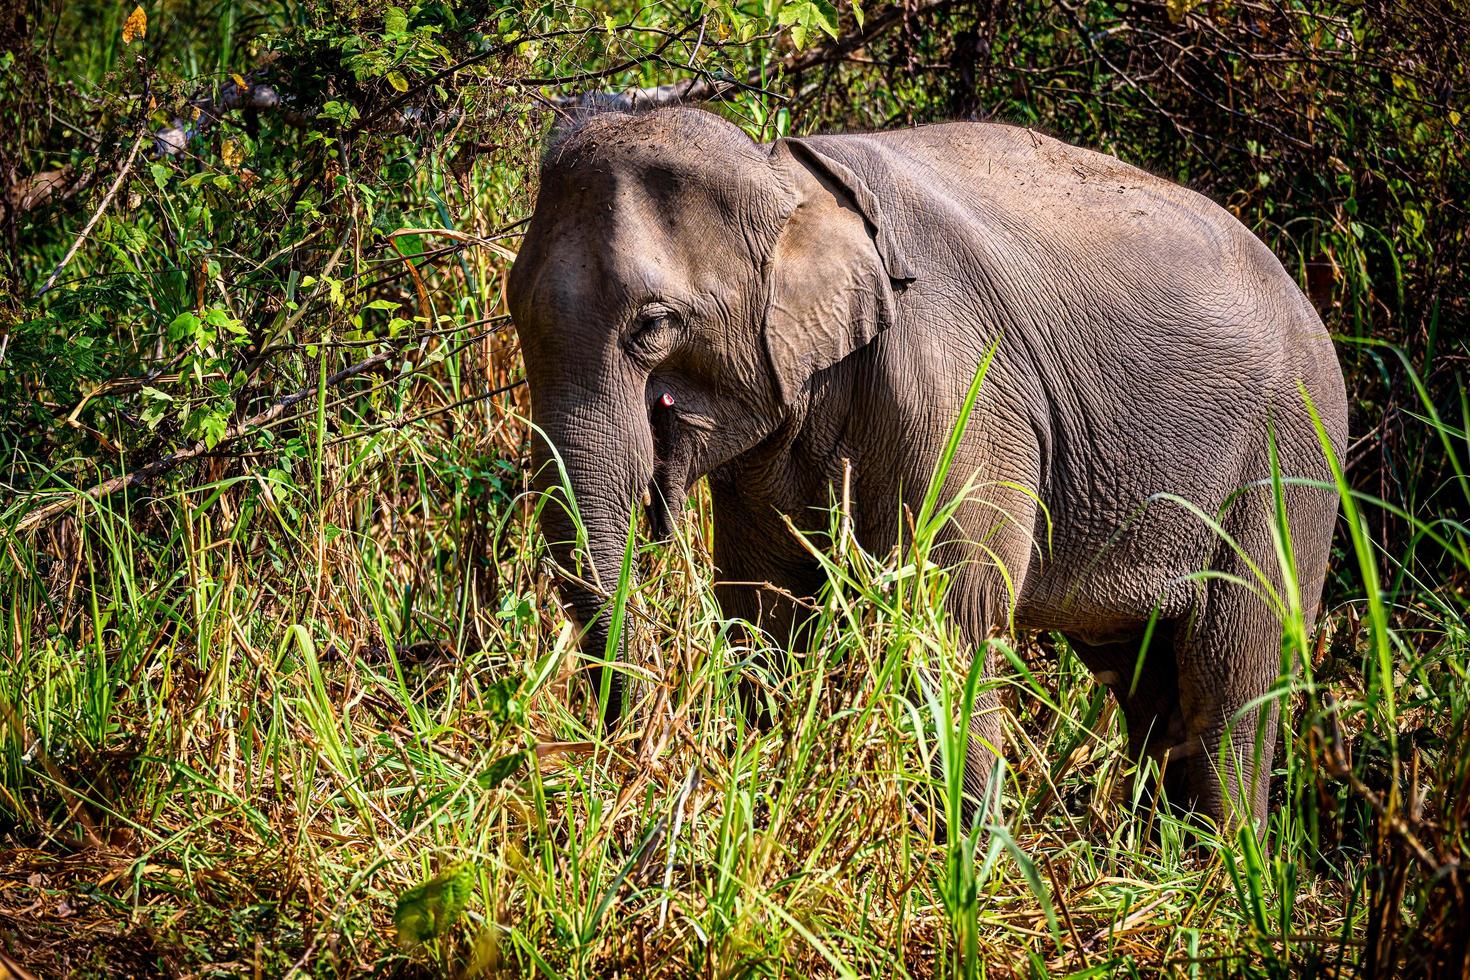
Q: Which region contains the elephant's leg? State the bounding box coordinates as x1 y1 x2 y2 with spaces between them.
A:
1070 628 1193 812
1170 463 1337 833
943 503 1039 834
957 646 1006 831
708 478 826 727
910 588 1007 837
715 569 824 730
1171 573 1285 833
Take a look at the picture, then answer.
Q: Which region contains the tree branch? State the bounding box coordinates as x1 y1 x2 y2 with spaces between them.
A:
12 344 405 533
552 1 954 109
35 130 146 297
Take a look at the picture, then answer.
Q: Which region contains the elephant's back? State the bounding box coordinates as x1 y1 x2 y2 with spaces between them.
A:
842 122 1288 311
816 123 1344 426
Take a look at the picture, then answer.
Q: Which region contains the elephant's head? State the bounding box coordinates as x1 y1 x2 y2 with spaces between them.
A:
507 106 913 726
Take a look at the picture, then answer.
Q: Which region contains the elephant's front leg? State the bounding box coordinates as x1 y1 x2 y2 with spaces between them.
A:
708 477 829 724
934 493 1040 837
938 571 1021 836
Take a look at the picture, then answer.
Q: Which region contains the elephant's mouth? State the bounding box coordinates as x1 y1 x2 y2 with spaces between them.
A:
646 392 703 541
645 468 686 541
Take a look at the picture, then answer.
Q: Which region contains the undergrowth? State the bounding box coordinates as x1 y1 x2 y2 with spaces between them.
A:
3 351 1469 976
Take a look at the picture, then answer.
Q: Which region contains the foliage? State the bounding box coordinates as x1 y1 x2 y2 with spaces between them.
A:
1 0 1467 976
396 861 478 946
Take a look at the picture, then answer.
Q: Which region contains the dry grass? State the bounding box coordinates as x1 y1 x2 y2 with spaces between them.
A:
3 357 1462 976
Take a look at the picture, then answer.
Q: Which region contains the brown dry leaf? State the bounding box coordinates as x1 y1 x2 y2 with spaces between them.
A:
121 5 146 43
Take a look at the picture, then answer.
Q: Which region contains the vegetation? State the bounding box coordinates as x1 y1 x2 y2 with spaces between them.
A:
1 0 1466 975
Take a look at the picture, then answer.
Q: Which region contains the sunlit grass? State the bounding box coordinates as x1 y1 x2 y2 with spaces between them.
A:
4 355 1468 976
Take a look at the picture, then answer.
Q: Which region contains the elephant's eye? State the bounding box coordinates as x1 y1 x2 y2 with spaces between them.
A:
627 309 676 355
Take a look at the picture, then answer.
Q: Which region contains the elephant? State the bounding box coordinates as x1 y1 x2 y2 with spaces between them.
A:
506 103 1348 833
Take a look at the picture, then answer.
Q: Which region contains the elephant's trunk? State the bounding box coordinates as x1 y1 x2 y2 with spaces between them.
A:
529 382 655 728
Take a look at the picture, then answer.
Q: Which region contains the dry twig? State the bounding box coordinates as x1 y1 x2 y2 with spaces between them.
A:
35 130 147 297
13 345 403 533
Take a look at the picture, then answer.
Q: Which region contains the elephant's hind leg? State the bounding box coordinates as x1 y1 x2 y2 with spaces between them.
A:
1171 532 1292 833
1172 453 1344 833
1069 629 1193 810
1172 590 1285 832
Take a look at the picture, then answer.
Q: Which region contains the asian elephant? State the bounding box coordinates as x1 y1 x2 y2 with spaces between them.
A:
506 104 1347 833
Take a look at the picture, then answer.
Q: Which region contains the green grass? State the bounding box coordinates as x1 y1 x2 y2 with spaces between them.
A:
3 354 1468 976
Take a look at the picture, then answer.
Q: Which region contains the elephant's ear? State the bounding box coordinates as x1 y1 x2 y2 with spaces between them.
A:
762 138 917 405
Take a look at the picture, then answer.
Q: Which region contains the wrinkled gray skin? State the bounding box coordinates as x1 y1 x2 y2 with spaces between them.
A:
508 107 1347 832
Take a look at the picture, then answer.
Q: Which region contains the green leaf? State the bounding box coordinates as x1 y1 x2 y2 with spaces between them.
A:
167 312 200 341
386 70 408 93
384 6 408 37
484 676 524 725
197 408 230 450
394 861 476 947
140 387 173 429
204 308 244 334
319 100 359 125
777 0 838 49
475 751 524 790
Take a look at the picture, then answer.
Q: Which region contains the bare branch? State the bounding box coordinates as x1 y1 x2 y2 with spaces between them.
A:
35 130 147 297
12 343 403 533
